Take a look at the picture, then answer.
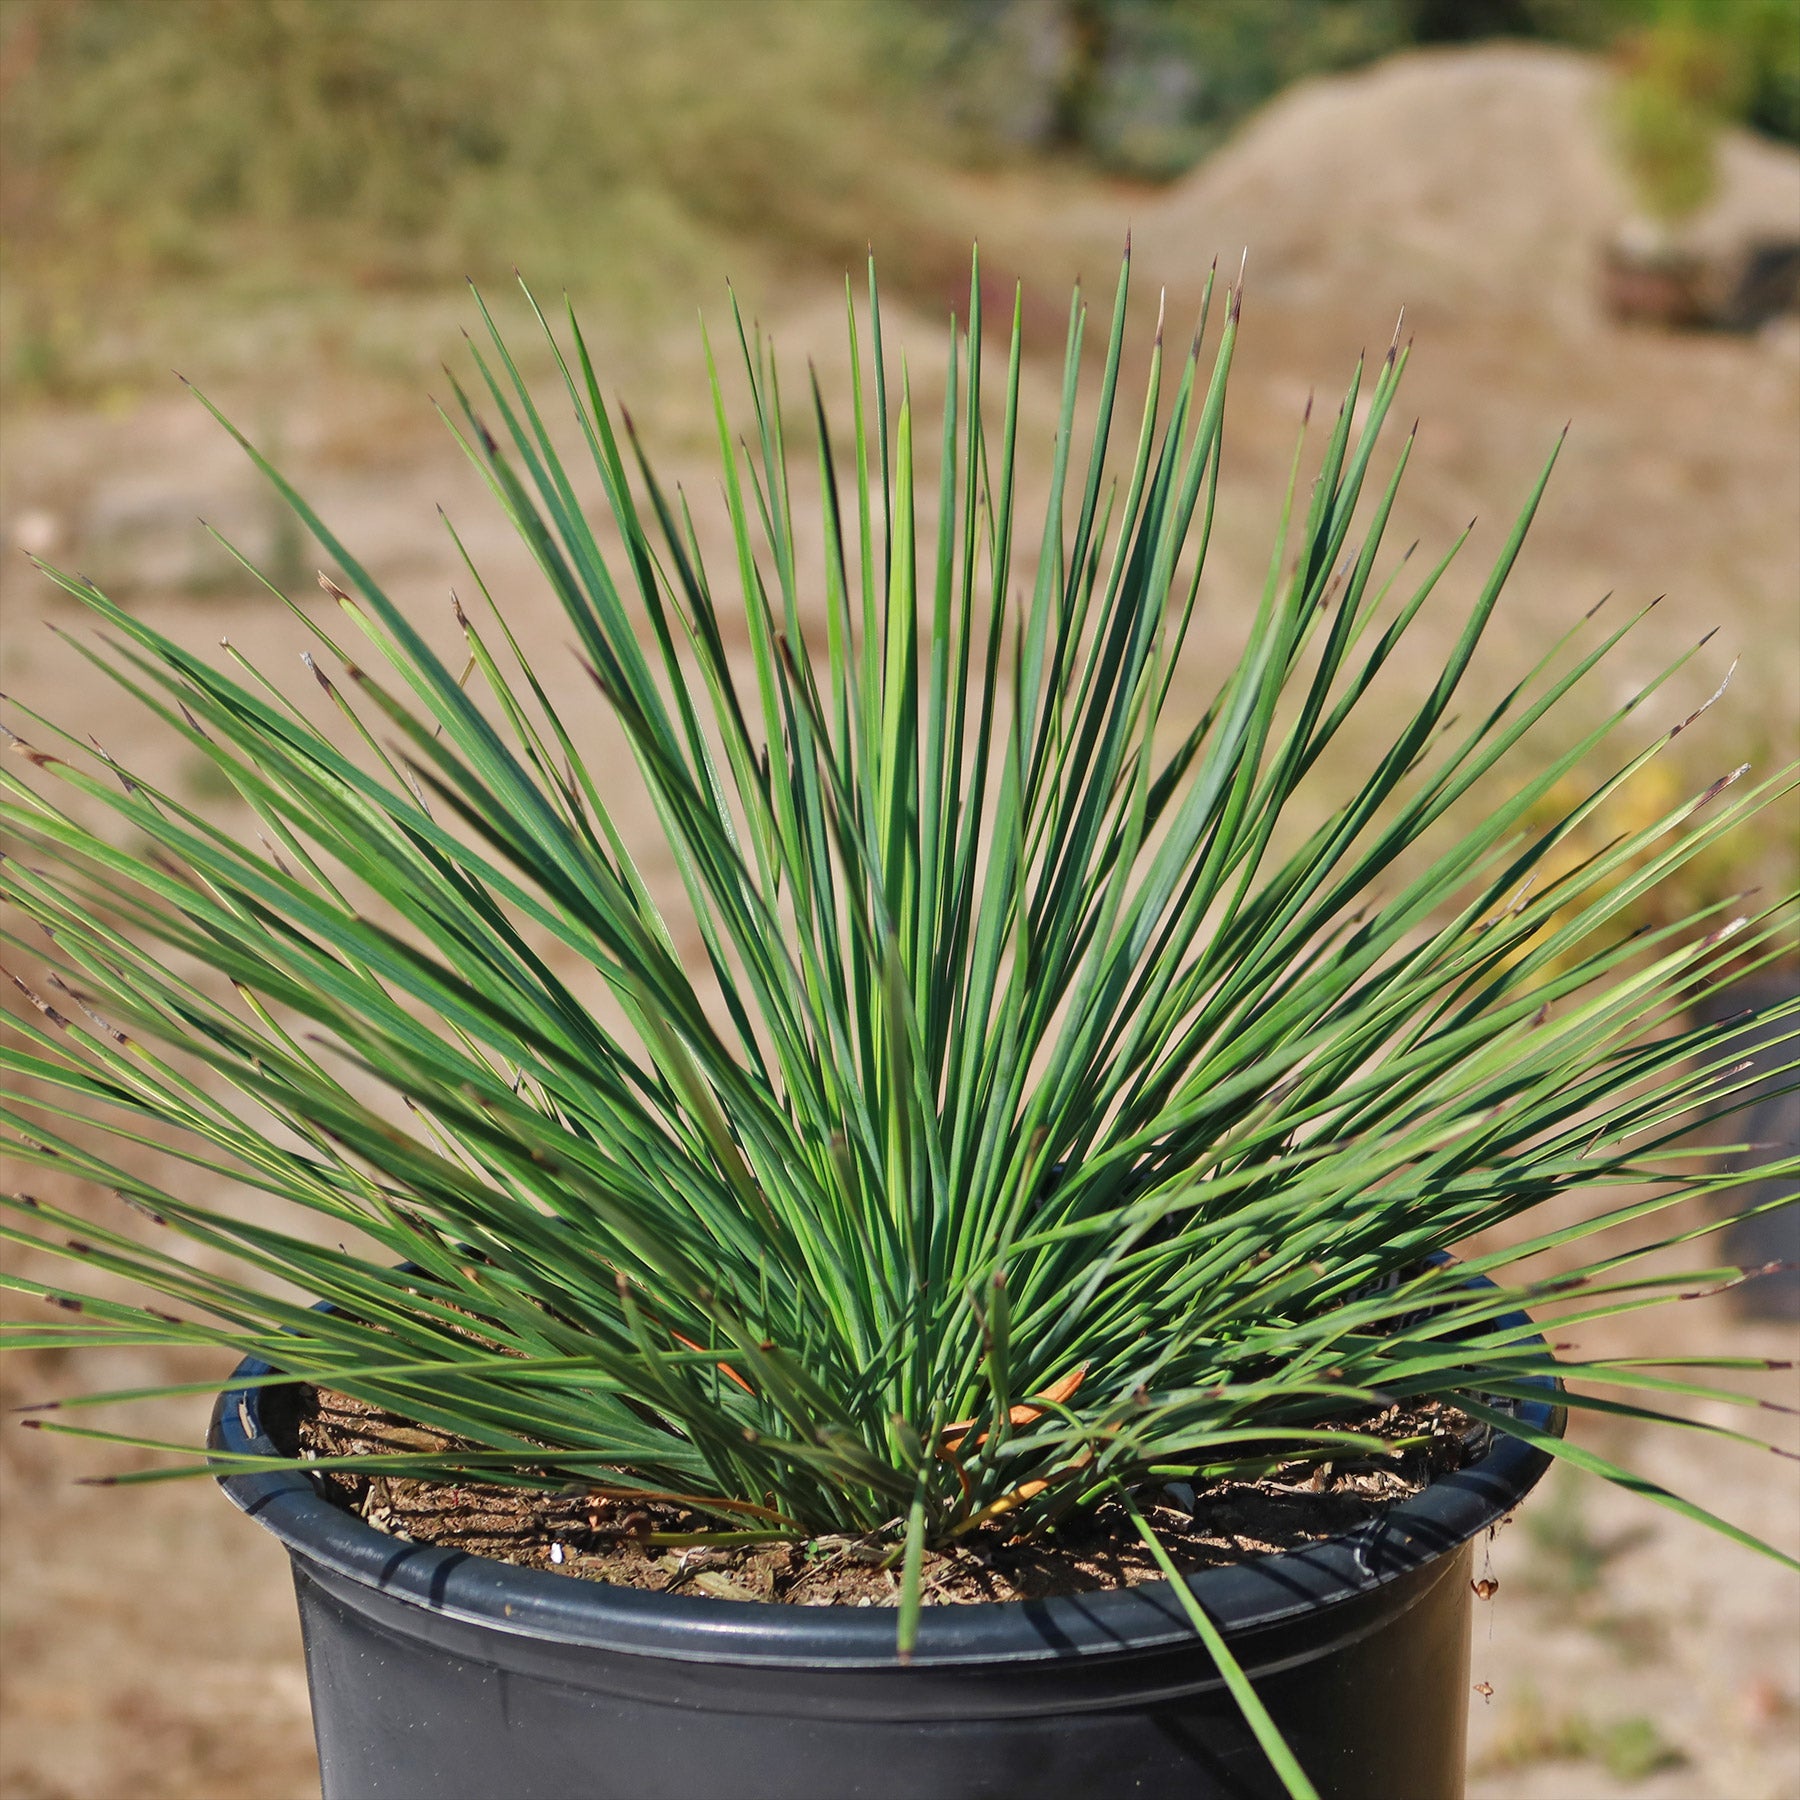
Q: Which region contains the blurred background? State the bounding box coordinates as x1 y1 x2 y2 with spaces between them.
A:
1 2 1796 1796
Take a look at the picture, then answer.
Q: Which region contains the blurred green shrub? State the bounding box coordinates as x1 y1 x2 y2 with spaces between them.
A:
927 0 1429 176
7 0 1791 294
1608 9 1744 230
924 0 1797 179
1719 0 1800 145
4 0 1794 399
1604 0 1800 234
0 0 944 293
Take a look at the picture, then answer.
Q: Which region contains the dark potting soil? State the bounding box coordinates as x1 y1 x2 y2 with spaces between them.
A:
288 1388 1474 1607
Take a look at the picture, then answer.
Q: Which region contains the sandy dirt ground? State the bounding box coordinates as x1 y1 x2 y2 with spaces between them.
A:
2 45 1797 1800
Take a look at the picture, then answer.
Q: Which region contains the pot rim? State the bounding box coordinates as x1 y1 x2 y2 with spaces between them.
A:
209 1279 1563 1671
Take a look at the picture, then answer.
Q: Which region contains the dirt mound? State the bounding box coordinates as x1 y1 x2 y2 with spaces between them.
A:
1141 43 1800 331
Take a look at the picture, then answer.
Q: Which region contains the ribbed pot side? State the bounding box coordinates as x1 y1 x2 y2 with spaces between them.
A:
211 1355 1559 1800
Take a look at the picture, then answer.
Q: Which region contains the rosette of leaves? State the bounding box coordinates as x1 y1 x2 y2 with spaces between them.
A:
3 254 1795 1797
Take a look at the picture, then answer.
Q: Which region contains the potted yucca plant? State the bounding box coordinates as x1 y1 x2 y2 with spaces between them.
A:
3 255 1795 1800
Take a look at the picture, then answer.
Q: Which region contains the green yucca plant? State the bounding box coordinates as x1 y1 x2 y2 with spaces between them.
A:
2 253 1795 1798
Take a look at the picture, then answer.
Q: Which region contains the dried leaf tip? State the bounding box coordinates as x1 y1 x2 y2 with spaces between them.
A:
1 719 58 768
1701 915 1750 950
317 573 352 603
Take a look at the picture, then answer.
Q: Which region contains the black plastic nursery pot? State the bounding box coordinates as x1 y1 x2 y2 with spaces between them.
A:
210 1308 1561 1800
